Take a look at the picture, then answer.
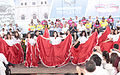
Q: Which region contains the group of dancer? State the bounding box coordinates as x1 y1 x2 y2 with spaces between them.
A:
0 16 120 75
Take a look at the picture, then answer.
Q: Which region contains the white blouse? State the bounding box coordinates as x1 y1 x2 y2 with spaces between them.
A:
78 36 88 44
25 38 36 46
50 37 62 45
5 39 14 46
104 63 117 75
112 34 119 42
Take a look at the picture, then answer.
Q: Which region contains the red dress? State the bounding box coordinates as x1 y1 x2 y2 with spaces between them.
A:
25 39 38 67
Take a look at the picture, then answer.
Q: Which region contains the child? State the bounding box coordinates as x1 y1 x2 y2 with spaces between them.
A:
25 32 38 67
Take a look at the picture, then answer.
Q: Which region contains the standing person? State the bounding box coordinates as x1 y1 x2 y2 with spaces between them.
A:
34 30 40 63
69 22 77 41
74 16 79 24
85 20 92 36
13 31 24 64
49 21 55 36
34 30 40 41
107 15 114 29
5 33 15 66
81 17 87 25
25 32 38 67
0 53 9 75
28 19 35 32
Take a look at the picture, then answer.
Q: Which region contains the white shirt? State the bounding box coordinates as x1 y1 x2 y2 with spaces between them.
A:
50 37 62 45
61 27 69 33
108 34 113 39
112 34 119 42
25 38 36 46
13 38 21 44
104 63 117 75
78 36 88 44
77 24 86 32
0 53 8 71
85 66 109 75
5 39 14 46
0 31 7 37
95 66 109 75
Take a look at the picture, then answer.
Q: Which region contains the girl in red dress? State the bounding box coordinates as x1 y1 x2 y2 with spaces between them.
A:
25 32 38 67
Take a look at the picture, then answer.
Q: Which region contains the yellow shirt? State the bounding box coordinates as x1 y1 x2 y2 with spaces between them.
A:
85 23 92 29
100 21 108 28
37 25 43 30
30 25 35 31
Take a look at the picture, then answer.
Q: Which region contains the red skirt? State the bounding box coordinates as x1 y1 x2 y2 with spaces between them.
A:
25 43 38 67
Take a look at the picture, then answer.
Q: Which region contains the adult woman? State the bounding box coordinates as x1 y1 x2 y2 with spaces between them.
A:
49 21 55 36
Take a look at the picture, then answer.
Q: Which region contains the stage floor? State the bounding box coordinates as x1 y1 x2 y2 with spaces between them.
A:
10 63 77 74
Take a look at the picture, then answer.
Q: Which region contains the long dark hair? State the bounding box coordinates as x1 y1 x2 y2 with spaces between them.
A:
26 32 32 38
34 30 39 37
14 31 20 40
52 31 58 37
95 20 100 25
6 32 12 40
102 51 110 63
113 57 120 72
110 53 119 66
80 31 87 37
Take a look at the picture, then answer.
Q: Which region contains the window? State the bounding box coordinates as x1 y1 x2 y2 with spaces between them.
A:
33 14 37 19
41 1 43 4
45 1 47 4
21 15 25 20
32 2 36 5
25 2 27 5
21 3 23 5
